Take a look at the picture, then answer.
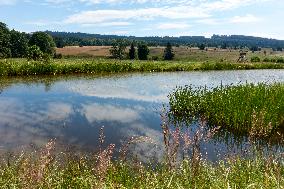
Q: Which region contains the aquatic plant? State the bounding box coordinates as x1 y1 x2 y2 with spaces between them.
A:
169 83 284 137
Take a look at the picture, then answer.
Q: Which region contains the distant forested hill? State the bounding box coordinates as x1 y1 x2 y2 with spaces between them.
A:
46 31 284 49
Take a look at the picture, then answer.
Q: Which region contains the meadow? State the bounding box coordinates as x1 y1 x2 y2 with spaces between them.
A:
57 46 284 62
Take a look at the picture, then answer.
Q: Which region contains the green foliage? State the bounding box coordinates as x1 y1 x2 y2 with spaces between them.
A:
0 59 283 77
251 56 261 62
0 22 11 58
263 57 270 62
53 36 65 48
258 57 284 63
277 47 283 51
0 138 283 188
169 83 284 136
47 31 284 50
137 43 149 60
163 42 175 60
29 32 56 56
221 43 227 49
198 43 206 50
151 56 159 61
250 46 260 52
54 53 63 59
276 57 284 63
109 40 127 59
27 45 43 61
129 43 136 60
10 29 29 58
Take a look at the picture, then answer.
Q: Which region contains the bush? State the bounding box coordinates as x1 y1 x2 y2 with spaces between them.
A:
137 43 149 60
276 57 284 63
42 53 52 63
129 43 136 60
198 43 206 50
54 53 63 59
263 57 270 62
27 45 43 61
163 42 175 60
151 56 159 61
109 40 127 60
251 56 261 62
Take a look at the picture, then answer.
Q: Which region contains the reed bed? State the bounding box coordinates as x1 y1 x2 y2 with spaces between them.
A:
169 83 284 136
0 58 283 77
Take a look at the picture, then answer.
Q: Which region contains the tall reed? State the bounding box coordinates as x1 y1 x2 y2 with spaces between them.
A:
169 83 284 137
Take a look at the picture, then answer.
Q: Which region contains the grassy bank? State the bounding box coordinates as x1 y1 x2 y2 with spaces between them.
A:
1 149 283 188
169 83 284 136
0 58 284 77
1 124 284 189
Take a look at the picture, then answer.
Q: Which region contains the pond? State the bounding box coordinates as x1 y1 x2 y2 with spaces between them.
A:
0 70 284 161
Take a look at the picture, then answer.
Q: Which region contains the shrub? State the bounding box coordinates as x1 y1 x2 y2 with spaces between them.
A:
163 42 175 60
263 57 270 62
27 45 43 61
109 40 127 60
151 56 159 61
54 53 63 59
129 43 136 60
251 56 261 62
42 53 52 63
276 57 284 63
198 43 206 50
137 43 149 60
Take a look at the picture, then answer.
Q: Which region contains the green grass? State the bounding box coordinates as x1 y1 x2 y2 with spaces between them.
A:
0 58 284 77
0 145 283 188
169 83 284 136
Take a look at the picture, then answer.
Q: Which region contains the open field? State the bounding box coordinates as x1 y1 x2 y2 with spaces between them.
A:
0 58 284 77
56 46 284 62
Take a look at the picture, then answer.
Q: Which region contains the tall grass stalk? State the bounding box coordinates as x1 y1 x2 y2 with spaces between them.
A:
169 83 284 137
0 121 283 188
0 58 284 77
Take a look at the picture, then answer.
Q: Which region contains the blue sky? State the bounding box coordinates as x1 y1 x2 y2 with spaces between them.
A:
1 0 284 39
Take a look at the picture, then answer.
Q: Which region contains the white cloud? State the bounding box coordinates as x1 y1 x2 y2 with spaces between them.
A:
46 103 73 121
64 7 209 25
230 14 261 23
82 22 132 27
196 18 220 25
157 22 190 30
82 103 141 124
62 0 270 26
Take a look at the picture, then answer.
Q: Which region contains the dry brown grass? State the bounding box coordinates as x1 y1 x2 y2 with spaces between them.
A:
56 46 284 62
56 46 112 57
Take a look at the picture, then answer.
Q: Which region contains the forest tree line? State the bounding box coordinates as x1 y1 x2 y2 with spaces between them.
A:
1 20 284 60
47 31 284 50
0 22 56 59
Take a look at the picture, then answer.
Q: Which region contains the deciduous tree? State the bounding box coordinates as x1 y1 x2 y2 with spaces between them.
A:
138 43 149 60
29 32 56 56
163 42 175 60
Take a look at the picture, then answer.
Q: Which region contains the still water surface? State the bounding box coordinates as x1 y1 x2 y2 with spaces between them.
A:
0 70 283 160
